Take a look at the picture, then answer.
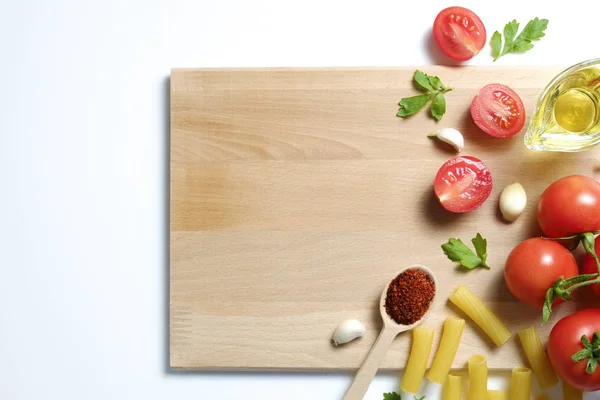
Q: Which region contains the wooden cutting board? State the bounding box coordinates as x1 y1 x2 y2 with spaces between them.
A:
170 66 600 371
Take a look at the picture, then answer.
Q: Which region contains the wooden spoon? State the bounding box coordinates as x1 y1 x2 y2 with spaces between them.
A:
342 264 437 400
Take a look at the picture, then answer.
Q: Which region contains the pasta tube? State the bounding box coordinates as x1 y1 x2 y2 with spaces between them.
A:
443 374 462 400
510 367 532 400
517 326 558 389
468 355 487 400
427 317 465 384
486 390 507 400
563 382 583 400
400 327 435 394
449 285 511 346
535 394 550 400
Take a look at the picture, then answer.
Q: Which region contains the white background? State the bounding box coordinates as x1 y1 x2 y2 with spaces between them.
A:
1 0 600 399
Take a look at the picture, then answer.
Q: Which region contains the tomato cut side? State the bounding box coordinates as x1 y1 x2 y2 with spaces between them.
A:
433 6 486 61
471 84 526 138
433 155 492 213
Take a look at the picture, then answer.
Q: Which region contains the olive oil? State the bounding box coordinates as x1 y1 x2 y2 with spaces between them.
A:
525 58 600 152
554 89 597 133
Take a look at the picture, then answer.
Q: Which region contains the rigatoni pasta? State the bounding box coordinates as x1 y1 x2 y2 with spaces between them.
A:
510 367 532 400
427 317 465 384
448 285 512 346
534 394 550 400
486 389 507 400
517 326 558 389
468 355 488 400
443 374 462 400
563 382 583 400
400 327 435 394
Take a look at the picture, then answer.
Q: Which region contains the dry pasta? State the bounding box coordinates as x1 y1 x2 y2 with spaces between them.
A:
427 317 465 384
534 394 550 400
468 355 488 400
448 285 511 346
510 367 532 400
400 327 435 394
443 374 462 400
486 389 507 400
517 326 558 389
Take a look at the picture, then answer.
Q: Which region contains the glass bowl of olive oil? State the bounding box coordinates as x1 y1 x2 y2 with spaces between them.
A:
525 58 600 152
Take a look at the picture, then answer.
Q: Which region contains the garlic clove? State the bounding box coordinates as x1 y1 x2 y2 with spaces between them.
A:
427 128 464 152
499 182 527 222
331 319 366 346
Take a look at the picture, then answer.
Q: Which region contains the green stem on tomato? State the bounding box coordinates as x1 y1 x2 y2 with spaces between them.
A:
542 285 556 324
542 271 600 324
565 274 600 295
541 232 600 324
542 234 581 251
572 331 600 374
582 232 600 274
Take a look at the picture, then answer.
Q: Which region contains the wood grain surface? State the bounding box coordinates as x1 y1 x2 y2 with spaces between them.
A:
170 66 600 371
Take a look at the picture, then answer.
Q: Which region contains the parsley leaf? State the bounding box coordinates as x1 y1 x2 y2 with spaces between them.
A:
414 70 435 92
397 93 434 117
397 70 451 121
383 392 402 400
430 93 446 121
503 19 519 49
471 233 488 267
442 234 491 270
490 31 502 59
442 238 482 269
426 75 446 92
520 17 549 41
491 18 548 61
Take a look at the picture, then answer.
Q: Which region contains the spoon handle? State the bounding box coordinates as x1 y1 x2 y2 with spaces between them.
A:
342 326 398 400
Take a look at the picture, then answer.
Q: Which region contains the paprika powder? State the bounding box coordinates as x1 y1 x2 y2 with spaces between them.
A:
384 268 436 325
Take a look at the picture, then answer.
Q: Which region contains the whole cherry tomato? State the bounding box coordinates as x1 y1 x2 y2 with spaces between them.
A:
538 175 600 238
504 238 579 308
548 309 600 391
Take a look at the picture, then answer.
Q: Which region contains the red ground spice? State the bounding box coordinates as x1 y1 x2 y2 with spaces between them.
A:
384 269 436 325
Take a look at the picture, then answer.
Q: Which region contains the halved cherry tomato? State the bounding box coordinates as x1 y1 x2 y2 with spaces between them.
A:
433 6 487 61
433 155 492 213
471 84 526 138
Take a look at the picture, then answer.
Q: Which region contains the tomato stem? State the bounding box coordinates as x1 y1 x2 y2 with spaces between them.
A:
571 332 600 374
542 271 599 324
542 234 581 250
541 232 600 325
565 274 600 295
582 232 600 274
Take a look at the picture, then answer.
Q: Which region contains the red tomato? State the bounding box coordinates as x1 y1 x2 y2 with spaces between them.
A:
433 6 486 61
548 308 600 391
504 238 579 308
433 155 492 213
581 235 600 295
538 175 600 238
471 84 526 138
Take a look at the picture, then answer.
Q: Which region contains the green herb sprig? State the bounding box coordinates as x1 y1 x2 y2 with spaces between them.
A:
491 17 549 61
442 233 490 270
397 70 452 121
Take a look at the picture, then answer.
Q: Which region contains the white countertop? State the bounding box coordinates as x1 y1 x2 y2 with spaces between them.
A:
2 0 599 398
